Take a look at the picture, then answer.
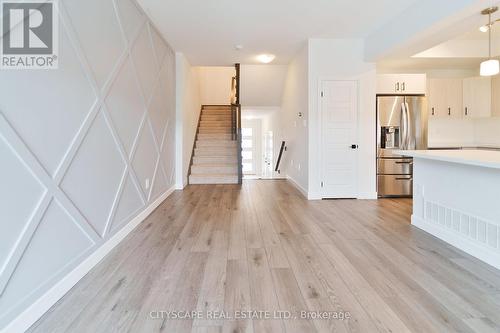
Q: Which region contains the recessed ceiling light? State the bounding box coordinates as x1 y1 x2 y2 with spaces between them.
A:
257 54 275 64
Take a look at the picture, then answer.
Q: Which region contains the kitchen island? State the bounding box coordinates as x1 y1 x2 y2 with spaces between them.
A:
397 149 500 269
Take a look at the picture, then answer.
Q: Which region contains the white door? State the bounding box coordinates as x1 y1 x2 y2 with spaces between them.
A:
321 80 358 198
241 119 262 177
241 127 255 175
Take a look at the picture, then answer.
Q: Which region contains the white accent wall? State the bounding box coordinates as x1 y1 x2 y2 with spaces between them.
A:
0 0 175 330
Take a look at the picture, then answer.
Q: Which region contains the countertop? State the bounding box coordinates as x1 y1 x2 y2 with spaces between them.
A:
396 149 500 169
428 144 500 151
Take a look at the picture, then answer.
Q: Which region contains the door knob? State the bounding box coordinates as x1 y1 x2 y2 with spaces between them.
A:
350 144 359 149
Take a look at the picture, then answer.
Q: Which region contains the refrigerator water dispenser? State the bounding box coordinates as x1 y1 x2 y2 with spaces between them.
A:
381 126 400 149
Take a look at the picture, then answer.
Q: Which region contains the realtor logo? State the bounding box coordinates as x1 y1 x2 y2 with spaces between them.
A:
1 0 58 69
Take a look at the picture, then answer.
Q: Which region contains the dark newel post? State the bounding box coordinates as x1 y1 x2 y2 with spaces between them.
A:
235 63 240 105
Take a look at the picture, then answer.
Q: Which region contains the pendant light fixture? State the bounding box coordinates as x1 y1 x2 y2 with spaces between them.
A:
480 6 499 76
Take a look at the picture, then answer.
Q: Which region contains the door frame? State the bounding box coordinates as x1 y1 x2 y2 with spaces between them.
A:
319 79 360 199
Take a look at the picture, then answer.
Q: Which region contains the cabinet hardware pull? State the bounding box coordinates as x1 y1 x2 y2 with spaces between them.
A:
448 107 451 116
395 82 400 91
465 107 468 116
431 107 435 116
402 82 405 91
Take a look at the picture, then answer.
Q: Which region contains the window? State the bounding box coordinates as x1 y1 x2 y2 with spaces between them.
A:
242 139 252 149
241 127 254 175
242 151 252 160
242 128 253 136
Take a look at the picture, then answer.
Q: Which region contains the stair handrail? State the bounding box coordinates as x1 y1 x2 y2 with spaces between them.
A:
275 141 286 173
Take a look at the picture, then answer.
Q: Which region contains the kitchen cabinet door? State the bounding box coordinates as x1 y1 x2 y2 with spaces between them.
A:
399 74 426 94
377 74 401 94
445 79 463 118
377 74 426 94
463 77 491 118
428 79 447 117
428 78 463 118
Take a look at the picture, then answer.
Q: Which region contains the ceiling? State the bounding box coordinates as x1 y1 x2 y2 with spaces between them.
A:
458 11 500 40
136 0 419 65
378 9 500 72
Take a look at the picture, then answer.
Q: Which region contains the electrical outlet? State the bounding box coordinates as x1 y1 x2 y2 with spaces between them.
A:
145 178 150 190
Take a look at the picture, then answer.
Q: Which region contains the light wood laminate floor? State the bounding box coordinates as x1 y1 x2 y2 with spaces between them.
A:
28 180 500 333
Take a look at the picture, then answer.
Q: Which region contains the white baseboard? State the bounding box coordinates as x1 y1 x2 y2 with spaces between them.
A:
412 214 500 271
1 186 175 333
357 191 378 200
307 191 322 200
286 176 308 199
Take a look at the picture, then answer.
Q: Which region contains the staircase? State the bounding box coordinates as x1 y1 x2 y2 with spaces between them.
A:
189 105 239 184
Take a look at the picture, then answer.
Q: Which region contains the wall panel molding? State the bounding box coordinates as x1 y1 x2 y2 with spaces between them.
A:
1 188 174 333
0 0 176 330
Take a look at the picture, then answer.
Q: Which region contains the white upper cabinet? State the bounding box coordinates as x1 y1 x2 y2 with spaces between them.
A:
428 78 463 118
463 77 492 118
377 74 427 94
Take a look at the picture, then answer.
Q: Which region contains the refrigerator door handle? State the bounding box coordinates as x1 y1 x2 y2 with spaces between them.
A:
404 101 412 150
400 103 407 149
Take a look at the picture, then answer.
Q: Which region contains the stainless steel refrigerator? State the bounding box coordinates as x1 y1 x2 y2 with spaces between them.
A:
377 95 427 197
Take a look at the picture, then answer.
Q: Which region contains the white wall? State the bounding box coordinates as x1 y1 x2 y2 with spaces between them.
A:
377 68 478 78
0 0 175 331
281 44 309 194
428 118 475 148
240 108 286 178
197 66 234 105
175 53 201 188
308 39 377 199
364 0 487 61
241 65 288 107
261 109 287 178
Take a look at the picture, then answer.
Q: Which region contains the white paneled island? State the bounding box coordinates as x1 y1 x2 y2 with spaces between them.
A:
398 149 500 269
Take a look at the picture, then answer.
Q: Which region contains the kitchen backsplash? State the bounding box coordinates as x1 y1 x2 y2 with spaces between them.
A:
428 118 500 148
474 118 500 147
